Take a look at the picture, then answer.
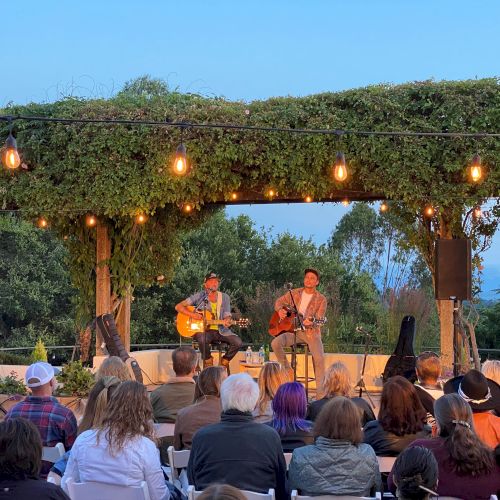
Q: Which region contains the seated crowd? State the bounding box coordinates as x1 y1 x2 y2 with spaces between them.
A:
1 349 499 500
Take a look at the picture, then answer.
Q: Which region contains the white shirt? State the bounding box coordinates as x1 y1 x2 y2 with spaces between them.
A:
298 292 313 317
62 429 169 500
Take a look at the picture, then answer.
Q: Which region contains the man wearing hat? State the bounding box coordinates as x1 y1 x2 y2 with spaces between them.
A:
444 368 500 449
6 361 78 475
175 272 242 372
271 268 327 398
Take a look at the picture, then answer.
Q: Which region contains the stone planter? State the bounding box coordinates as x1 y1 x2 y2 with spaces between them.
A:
0 394 87 421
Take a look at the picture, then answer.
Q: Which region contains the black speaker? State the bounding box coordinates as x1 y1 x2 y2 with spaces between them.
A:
435 239 472 300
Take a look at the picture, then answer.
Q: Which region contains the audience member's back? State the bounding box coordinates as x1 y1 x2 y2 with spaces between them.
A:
188 373 287 500
364 376 430 456
151 346 197 423
5 362 77 477
0 417 70 499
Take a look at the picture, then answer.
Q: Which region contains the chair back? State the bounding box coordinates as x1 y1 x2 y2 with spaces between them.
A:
188 486 275 500
376 456 396 473
284 453 292 468
42 442 65 463
65 478 151 500
167 445 191 481
290 491 381 500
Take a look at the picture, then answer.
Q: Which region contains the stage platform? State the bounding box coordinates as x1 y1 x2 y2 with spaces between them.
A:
93 348 390 393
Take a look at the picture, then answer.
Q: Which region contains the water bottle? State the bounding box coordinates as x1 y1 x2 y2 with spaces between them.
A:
258 346 265 365
245 346 253 364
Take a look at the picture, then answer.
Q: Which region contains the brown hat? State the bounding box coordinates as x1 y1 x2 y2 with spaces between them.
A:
443 369 500 412
204 272 220 281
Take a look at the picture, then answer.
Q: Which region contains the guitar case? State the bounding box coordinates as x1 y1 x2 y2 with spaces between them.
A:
382 315 417 383
95 313 143 383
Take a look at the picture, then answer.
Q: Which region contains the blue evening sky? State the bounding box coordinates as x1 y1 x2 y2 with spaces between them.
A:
2 1 499 296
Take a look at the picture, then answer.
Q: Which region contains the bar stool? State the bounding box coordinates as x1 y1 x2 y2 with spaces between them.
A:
191 338 224 370
290 342 315 398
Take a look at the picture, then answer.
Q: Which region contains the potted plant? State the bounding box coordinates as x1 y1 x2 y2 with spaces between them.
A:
55 361 95 418
0 371 27 419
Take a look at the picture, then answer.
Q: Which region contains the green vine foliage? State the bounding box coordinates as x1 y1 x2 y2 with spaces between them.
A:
1 78 499 326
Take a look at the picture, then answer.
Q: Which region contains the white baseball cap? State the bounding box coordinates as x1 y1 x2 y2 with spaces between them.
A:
25 362 60 388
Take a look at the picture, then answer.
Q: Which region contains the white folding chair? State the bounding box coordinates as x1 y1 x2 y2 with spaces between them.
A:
290 491 381 500
376 456 397 473
188 486 275 500
65 478 151 500
42 442 65 463
167 445 191 482
284 453 293 469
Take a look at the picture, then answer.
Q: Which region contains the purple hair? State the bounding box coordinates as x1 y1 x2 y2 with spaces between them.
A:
271 382 311 435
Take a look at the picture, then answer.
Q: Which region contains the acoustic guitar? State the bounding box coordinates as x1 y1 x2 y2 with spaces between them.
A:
268 309 327 337
176 306 250 338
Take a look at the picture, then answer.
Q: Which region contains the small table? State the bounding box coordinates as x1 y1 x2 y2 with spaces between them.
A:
239 362 264 378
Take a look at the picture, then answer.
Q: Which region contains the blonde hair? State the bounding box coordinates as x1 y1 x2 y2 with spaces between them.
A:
481 359 500 385
97 381 155 454
256 362 288 413
96 356 132 382
323 361 351 397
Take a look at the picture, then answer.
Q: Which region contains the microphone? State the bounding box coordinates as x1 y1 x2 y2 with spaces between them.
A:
285 282 293 290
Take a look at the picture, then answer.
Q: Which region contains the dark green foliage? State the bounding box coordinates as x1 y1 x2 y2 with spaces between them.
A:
56 360 95 396
0 372 27 395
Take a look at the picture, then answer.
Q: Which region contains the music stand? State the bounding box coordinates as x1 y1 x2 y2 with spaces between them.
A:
355 328 375 409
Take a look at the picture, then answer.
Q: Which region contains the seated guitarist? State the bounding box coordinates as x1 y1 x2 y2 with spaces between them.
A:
175 272 242 372
271 268 327 398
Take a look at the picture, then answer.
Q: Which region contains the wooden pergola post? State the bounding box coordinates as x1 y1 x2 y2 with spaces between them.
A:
116 291 131 353
95 221 111 356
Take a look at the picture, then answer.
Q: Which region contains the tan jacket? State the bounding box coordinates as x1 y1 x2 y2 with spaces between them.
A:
275 288 327 335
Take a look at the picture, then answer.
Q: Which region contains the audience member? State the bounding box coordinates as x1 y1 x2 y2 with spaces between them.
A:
289 397 381 496
391 446 438 500
482 359 500 386
444 368 500 448
388 393 500 499
306 361 375 425
151 346 197 423
5 362 77 477
413 352 443 424
95 356 132 381
188 373 287 500
253 362 288 423
174 366 226 450
48 376 122 482
62 381 169 500
265 382 313 452
363 376 430 456
0 418 70 499
197 484 246 500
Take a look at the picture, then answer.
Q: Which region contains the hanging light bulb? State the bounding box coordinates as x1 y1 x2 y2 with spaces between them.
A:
173 143 188 175
85 214 97 227
423 205 435 218
267 188 276 198
468 154 482 183
183 203 193 213
230 192 238 201
305 195 313 203
473 206 483 219
341 198 349 207
333 152 348 182
380 201 389 213
37 217 48 229
135 213 147 224
2 121 21 169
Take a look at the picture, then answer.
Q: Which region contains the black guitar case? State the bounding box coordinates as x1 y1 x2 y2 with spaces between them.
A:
382 315 417 383
95 313 143 383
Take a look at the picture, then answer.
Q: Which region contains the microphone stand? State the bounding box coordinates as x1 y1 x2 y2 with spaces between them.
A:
286 285 305 382
355 327 375 409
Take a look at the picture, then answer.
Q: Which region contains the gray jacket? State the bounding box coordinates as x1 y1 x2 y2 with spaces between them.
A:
288 437 382 496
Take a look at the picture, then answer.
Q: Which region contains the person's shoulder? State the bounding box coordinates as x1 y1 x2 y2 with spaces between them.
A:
363 419 380 431
357 442 378 458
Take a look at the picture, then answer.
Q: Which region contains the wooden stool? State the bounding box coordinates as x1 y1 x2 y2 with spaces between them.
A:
191 339 225 370
290 342 315 398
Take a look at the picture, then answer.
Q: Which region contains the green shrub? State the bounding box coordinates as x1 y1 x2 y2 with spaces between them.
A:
56 361 94 397
0 351 31 365
31 338 48 363
0 371 27 395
